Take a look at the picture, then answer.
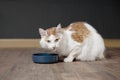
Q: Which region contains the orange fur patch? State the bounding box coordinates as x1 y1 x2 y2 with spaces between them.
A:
70 22 90 43
47 27 57 36
45 27 59 41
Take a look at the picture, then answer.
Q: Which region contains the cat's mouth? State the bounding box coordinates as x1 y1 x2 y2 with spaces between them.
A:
52 47 57 52
49 49 57 53
48 47 57 52
53 49 57 52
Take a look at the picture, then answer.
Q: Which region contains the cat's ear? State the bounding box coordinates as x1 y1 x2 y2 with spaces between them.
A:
56 24 63 34
39 28 47 37
56 23 61 29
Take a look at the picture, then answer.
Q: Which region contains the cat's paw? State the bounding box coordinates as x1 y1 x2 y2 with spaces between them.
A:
64 57 73 62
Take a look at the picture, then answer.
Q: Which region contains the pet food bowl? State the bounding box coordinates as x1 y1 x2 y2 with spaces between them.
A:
32 53 59 64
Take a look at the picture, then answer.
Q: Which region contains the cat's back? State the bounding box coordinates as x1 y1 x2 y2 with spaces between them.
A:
65 21 104 47
66 22 91 43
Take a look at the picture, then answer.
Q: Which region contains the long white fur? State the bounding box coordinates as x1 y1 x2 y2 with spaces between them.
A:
39 22 105 62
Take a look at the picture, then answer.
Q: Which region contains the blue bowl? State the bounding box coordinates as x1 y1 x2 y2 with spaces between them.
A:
32 53 59 64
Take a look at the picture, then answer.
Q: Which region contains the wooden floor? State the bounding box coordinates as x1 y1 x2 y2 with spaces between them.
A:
0 48 120 80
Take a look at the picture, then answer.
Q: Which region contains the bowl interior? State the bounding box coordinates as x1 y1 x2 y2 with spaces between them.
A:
33 53 58 56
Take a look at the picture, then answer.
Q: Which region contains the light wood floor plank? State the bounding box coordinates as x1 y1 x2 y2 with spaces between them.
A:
0 48 120 80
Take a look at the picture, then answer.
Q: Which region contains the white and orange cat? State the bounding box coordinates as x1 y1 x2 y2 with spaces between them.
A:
39 22 105 62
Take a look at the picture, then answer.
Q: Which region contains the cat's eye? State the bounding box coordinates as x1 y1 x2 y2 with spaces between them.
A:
55 39 59 42
47 40 51 43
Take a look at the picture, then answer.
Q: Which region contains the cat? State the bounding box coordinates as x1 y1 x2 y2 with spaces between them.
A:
39 22 105 62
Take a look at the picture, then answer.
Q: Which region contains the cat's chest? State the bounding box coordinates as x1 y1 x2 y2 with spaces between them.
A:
57 30 80 55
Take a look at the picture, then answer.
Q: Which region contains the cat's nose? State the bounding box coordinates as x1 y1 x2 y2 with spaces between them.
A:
53 47 55 50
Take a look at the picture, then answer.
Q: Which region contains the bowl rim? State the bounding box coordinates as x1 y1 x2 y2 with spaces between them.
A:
32 53 58 56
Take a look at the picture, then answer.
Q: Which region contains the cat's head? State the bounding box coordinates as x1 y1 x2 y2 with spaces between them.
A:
39 24 63 51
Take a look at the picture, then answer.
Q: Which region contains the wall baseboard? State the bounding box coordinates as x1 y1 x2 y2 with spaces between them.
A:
0 39 120 48
0 39 40 48
104 39 120 48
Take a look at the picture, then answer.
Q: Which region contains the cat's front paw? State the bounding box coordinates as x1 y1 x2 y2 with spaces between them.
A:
64 57 73 62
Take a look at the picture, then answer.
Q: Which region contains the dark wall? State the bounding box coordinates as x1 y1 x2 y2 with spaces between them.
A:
0 0 120 38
